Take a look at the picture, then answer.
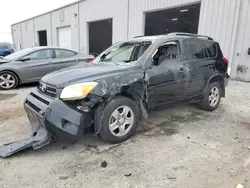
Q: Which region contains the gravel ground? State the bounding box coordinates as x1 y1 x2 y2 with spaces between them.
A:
0 81 249 188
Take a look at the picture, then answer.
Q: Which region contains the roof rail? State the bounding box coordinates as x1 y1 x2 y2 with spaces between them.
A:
167 32 213 40
133 36 145 38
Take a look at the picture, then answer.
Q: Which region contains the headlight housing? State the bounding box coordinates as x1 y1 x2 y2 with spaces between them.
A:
60 82 98 101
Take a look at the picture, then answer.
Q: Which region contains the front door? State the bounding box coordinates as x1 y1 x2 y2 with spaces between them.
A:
147 41 188 108
20 49 53 82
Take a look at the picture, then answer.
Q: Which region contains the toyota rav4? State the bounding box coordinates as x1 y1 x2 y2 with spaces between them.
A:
0 33 229 157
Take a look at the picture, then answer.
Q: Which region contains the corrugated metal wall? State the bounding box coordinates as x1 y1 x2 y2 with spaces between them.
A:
33 13 52 46
51 3 79 51
231 0 250 81
20 19 35 49
198 0 241 75
12 24 22 51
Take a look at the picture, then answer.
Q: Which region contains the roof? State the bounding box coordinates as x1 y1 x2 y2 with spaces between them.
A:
25 46 77 52
12 0 84 26
132 33 214 42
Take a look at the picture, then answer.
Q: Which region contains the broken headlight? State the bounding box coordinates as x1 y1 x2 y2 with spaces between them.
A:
60 82 98 101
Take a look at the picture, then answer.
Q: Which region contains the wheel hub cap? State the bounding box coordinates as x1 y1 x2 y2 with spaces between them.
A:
209 87 219 107
0 74 15 89
109 105 134 137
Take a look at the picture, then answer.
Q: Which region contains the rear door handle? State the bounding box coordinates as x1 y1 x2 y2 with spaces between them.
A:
179 65 186 72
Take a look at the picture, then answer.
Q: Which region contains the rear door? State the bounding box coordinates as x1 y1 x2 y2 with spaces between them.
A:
184 39 216 97
20 49 53 81
50 49 78 71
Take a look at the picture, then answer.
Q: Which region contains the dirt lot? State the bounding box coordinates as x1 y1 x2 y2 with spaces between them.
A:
0 81 250 188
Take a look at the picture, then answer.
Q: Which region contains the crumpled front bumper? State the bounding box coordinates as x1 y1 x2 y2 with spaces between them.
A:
0 127 50 158
0 89 93 158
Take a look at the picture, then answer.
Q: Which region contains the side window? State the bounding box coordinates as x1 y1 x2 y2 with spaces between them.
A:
55 49 76 58
153 42 179 66
25 49 53 60
111 47 134 61
204 41 217 58
185 39 205 61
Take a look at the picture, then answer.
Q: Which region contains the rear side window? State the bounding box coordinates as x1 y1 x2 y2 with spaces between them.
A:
185 39 218 61
55 49 76 58
204 41 217 58
185 39 205 60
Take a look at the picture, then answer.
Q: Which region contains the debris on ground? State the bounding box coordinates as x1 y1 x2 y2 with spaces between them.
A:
247 146 250 150
101 161 108 168
59 175 69 180
236 184 244 188
124 173 132 177
167 177 176 180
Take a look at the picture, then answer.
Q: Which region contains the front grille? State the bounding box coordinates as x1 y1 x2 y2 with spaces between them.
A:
38 82 57 98
30 93 49 105
25 92 51 116
26 100 41 114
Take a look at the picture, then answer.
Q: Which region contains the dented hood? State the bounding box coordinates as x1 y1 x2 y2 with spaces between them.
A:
41 62 142 88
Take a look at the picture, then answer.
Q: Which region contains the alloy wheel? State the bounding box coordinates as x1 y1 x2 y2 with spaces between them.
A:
109 105 135 137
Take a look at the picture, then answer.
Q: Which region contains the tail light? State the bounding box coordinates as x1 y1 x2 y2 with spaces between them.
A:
222 57 229 64
87 57 95 61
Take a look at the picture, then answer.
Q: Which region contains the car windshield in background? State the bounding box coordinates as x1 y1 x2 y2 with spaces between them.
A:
4 48 33 60
94 41 151 65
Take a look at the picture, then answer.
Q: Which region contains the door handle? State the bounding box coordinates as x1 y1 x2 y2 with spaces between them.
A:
179 65 186 72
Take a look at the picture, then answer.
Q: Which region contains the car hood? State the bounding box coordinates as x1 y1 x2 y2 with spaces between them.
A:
41 62 140 88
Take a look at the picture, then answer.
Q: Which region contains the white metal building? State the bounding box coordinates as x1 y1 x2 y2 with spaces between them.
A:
11 0 250 81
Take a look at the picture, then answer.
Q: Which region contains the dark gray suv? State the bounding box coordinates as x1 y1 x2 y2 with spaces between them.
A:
0 33 229 157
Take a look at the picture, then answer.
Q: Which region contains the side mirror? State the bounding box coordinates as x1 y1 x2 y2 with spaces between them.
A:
20 57 31 62
248 48 250 55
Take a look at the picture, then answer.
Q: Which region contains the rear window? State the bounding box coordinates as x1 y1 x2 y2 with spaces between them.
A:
185 39 218 61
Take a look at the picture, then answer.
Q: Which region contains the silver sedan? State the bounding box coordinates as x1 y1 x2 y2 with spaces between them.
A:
0 47 94 90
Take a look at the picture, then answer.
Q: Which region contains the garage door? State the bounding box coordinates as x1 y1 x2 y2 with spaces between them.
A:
88 19 112 55
145 3 201 35
58 26 72 49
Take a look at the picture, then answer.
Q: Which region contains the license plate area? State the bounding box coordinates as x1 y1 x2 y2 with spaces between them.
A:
25 104 46 132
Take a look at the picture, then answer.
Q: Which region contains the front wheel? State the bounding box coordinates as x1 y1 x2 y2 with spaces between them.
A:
199 82 222 111
0 71 19 90
98 96 139 144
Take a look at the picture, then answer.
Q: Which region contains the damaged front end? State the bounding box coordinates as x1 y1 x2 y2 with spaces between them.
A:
0 88 94 158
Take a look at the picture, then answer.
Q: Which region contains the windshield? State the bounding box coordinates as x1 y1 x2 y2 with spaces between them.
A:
93 41 151 65
4 48 34 60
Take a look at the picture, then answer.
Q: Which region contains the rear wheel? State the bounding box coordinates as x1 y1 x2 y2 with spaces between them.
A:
98 96 139 144
0 71 19 90
199 82 222 111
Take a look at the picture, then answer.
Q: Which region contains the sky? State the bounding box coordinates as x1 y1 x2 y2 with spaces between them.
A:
0 0 76 43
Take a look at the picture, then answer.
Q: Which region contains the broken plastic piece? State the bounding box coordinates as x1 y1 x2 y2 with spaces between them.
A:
236 184 244 188
0 127 51 158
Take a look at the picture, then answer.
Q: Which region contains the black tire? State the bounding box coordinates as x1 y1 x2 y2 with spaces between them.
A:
0 71 19 90
98 96 139 144
199 82 222 111
3 52 10 57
